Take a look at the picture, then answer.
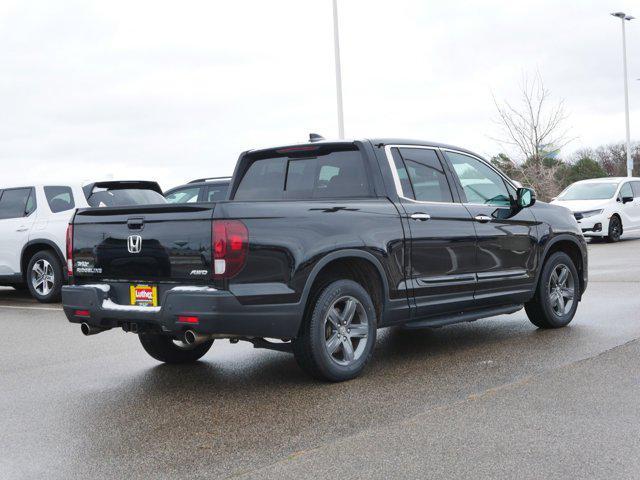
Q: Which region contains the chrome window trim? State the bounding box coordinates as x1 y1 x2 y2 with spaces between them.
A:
383 144 460 206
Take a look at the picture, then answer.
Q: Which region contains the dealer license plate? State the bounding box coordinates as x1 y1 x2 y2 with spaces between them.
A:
130 284 158 307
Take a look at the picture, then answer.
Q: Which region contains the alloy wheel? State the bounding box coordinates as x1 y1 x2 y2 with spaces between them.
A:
323 296 369 366
610 218 621 241
31 259 55 297
548 263 575 316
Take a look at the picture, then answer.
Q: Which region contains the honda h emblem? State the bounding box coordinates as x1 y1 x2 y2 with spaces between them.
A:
127 235 142 254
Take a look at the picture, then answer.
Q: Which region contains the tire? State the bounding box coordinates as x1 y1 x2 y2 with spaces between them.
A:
606 215 622 243
139 333 213 364
525 252 580 329
293 279 377 382
26 250 63 303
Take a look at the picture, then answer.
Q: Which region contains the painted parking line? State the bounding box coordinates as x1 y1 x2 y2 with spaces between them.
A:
0 304 62 311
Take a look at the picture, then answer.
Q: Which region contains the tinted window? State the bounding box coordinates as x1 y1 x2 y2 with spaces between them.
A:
390 148 414 198
165 187 200 204
398 148 453 202
235 157 286 200
25 189 36 215
619 182 633 199
0 188 32 219
87 189 166 207
234 148 370 200
44 186 75 213
206 184 229 202
446 152 511 206
632 182 640 197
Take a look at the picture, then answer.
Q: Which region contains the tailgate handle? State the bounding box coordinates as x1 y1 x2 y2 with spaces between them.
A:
127 218 144 230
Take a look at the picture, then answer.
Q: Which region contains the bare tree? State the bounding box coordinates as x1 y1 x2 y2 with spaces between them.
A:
490 72 573 200
595 142 640 177
492 71 572 164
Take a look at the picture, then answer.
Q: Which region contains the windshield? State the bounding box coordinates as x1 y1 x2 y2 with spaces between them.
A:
557 182 617 201
87 189 167 207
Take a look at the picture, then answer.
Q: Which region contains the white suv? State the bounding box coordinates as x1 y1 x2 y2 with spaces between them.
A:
551 177 640 242
0 181 165 302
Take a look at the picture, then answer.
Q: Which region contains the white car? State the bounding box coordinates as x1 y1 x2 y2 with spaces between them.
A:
551 177 640 242
0 181 165 302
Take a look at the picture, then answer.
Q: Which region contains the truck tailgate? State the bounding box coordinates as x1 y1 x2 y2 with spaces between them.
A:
71 204 214 283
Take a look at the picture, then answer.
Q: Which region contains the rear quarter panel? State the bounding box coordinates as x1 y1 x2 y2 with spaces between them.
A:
213 199 408 311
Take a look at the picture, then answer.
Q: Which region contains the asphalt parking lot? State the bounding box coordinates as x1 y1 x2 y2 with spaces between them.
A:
1 236 639 479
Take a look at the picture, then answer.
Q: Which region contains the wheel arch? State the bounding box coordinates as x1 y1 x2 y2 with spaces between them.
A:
20 240 66 281
537 235 586 299
299 250 390 326
610 212 622 233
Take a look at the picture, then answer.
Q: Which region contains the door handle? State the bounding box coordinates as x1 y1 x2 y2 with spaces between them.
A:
16 226 28 232
410 213 431 221
474 215 492 223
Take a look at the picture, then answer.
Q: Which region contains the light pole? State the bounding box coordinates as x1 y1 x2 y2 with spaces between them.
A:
611 12 634 176
332 0 345 139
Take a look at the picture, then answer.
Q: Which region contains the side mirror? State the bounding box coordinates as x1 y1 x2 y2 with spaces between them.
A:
622 196 634 204
516 187 536 208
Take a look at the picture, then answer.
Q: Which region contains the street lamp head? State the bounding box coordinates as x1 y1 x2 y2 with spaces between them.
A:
611 12 634 21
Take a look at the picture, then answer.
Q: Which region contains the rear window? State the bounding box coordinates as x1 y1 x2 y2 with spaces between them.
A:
87 189 167 207
44 186 75 213
165 187 200 204
234 146 371 201
0 188 34 219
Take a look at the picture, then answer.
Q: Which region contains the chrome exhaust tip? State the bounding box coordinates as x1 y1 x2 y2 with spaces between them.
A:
81 323 106 336
184 330 212 345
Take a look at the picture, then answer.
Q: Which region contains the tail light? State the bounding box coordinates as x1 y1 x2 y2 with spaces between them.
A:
212 220 248 279
66 224 73 277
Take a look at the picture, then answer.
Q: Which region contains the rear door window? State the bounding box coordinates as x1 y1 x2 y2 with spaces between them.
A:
0 188 33 219
234 147 371 200
44 186 75 213
397 148 453 202
165 187 200 204
390 149 414 198
632 181 640 198
25 189 36 216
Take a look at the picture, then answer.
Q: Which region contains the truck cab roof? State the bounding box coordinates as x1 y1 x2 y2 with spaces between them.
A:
247 137 483 160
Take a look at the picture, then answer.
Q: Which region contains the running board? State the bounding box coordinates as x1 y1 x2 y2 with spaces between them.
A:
403 304 523 330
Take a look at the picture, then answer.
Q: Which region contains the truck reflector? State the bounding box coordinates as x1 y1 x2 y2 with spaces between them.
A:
177 316 199 324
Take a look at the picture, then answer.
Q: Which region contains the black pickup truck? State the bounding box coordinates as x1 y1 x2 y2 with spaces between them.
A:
62 138 588 381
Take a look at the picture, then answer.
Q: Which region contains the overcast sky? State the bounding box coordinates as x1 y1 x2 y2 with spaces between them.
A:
1 0 639 190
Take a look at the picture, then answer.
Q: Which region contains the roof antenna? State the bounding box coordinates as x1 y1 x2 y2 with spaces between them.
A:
309 133 325 143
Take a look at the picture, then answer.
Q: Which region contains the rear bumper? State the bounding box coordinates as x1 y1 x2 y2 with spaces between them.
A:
62 285 301 339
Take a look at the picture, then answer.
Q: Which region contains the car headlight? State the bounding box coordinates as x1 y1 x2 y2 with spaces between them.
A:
578 209 603 218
